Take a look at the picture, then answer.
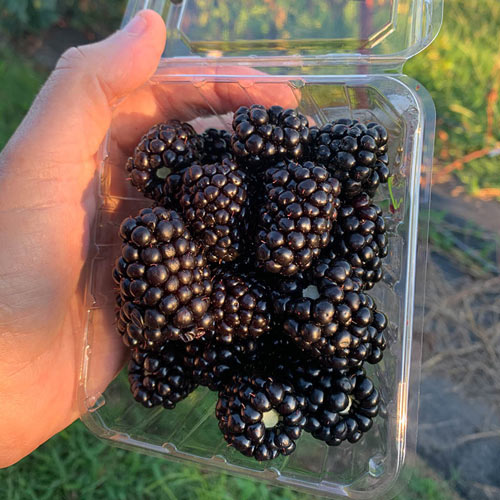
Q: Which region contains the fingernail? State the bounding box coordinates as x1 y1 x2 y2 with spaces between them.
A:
123 12 148 36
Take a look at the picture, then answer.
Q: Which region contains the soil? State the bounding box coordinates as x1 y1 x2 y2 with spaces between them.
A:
432 181 500 235
418 180 500 500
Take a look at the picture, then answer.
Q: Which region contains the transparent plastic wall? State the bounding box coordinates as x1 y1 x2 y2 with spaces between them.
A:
123 0 443 62
80 1 441 498
81 76 435 499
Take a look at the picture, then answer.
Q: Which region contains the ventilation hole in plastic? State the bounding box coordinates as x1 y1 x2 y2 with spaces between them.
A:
161 442 176 453
87 394 106 413
289 80 305 89
211 455 228 465
368 454 385 478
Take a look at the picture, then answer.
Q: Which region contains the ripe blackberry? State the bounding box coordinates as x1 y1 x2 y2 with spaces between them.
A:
112 207 213 346
309 256 364 293
269 272 308 317
179 159 249 263
271 257 363 319
328 193 388 290
297 366 381 446
254 328 308 377
128 343 197 409
216 374 306 460
126 121 203 201
184 334 258 391
201 128 233 163
217 251 255 276
231 105 310 167
281 273 388 369
256 161 341 276
310 119 390 198
211 271 271 344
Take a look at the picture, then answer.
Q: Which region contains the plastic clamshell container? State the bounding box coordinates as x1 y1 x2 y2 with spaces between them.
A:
79 1 442 498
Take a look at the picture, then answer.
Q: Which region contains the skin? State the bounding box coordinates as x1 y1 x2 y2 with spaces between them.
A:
0 10 298 467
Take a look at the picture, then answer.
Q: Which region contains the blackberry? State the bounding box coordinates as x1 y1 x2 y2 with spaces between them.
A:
201 128 233 163
231 105 310 167
256 161 341 276
309 256 364 293
281 272 388 368
310 119 390 198
297 366 381 446
255 331 381 447
255 328 307 376
112 207 213 346
179 159 249 263
218 252 255 276
216 374 306 460
272 258 361 317
184 334 258 391
269 271 308 317
327 193 388 290
126 121 203 201
128 343 197 409
211 271 271 343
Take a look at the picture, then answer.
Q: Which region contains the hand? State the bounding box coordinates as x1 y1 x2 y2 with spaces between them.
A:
0 10 298 467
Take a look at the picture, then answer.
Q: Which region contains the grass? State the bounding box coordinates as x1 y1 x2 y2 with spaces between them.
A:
406 0 500 198
0 420 300 500
0 419 459 500
426 209 500 278
398 467 460 500
0 45 46 148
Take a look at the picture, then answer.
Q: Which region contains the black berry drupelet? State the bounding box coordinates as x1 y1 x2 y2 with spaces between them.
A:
126 121 203 202
256 160 341 276
112 207 213 346
231 105 310 167
128 342 197 409
309 255 364 293
216 374 307 460
327 192 388 290
201 128 233 163
271 258 361 318
297 366 381 446
280 259 388 368
184 334 258 391
254 327 308 376
309 119 390 199
269 271 308 317
211 271 272 344
179 159 249 263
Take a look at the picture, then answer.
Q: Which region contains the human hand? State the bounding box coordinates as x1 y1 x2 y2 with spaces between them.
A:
0 10 299 467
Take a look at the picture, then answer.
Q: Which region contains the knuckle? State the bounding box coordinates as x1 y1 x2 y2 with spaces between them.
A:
55 46 88 72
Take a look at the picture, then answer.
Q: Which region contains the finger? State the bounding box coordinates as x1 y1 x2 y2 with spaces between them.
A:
109 66 301 158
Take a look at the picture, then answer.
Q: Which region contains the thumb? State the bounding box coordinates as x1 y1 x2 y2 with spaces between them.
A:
7 9 166 163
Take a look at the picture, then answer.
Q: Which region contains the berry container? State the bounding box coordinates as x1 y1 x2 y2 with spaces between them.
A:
79 1 442 498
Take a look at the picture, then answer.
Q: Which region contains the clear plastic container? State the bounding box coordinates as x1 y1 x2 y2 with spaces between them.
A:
79 1 442 498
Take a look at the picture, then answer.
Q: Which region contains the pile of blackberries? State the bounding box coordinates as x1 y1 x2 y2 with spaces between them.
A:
113 105 391 461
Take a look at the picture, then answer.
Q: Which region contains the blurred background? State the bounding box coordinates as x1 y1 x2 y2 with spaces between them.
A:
1 1 500 499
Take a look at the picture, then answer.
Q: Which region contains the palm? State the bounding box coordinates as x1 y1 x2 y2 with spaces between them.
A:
0 43 299 465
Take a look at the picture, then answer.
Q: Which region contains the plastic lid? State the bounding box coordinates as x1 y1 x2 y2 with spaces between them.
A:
123 0 442 67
